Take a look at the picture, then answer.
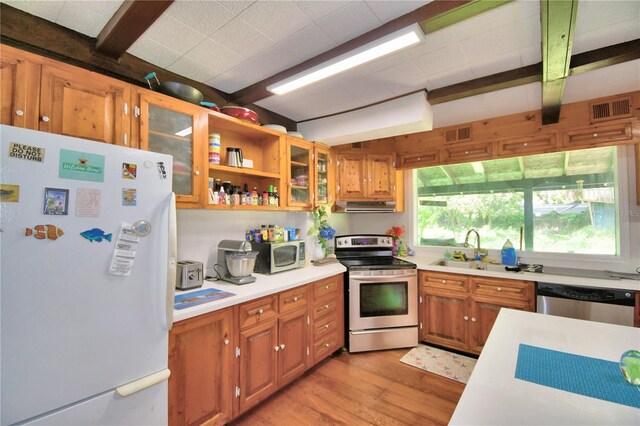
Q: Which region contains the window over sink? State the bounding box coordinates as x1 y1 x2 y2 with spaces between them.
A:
414 146 623 256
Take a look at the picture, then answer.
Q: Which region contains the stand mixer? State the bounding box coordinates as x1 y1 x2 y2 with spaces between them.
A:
216 240 257 284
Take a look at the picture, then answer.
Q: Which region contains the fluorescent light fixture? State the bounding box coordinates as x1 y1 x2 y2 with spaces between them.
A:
175 127 192 137
267 24 425 95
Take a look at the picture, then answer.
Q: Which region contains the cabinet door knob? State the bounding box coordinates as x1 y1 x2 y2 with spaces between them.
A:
280 344 285 350
258 308 264 314
442 280 446 284
15 110 24 116
497 287 502 292
41 116 50 122
325 285 329 290
471 317 476 322
224 338 230 345
194 170 200 176
325 324 329 329
523 142 528 147
464 150 469 155
325 343 330 348
593 133 598 138
325 304 329 309
464 315 469 321
293 296 298 302
274 346 279 352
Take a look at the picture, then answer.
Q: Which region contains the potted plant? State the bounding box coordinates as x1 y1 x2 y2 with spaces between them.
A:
307 204 336 259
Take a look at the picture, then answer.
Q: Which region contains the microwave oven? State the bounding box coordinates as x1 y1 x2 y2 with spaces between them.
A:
252 240 306 274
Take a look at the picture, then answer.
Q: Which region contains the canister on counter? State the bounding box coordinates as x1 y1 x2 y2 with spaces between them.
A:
208 133 221 165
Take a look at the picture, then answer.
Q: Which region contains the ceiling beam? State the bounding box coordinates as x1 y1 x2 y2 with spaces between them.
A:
96 0 174 59
428 63 541 105
569 38 640 75
229 0 517 106
540 0 579 125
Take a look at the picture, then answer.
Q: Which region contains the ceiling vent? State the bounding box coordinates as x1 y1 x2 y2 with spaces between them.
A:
589 96 633 124
444 125 472 143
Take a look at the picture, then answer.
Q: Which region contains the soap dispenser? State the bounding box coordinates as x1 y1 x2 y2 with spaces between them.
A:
501 239 517 266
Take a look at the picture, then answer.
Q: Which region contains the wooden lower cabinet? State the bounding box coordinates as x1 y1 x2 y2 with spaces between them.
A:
169 273 345 423
419 271 534 355
238 317 279 413
421 289 468 351
169 308 234 426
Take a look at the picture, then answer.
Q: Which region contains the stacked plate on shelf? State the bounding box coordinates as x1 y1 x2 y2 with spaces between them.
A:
262 125 305 139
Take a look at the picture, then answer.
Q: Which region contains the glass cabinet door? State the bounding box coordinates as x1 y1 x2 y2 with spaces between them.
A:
287 138 313 208
139 93 203 205
315 149 329 205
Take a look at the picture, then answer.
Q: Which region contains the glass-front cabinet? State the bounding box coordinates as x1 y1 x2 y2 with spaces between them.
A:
135 90 206 206
314 144 334 207
286 137 314 209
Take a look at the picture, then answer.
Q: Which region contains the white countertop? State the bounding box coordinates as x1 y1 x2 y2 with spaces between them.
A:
410 255 640 291
173 263 346 322
450 309 640 425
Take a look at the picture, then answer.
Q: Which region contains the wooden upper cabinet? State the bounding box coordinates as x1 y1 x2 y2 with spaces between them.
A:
39 64 130 145
562 122 634 149
336 153 367 200
336 153 396 201
285 137 314 209
134 88 207 206
0 46 40 129
314 144 334 207
367 154 396 199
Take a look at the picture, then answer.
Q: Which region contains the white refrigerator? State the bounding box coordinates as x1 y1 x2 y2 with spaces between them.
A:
0 125 176 425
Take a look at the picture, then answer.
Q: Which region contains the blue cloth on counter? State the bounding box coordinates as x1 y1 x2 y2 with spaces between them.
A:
515 343 640 408
174 288 236 310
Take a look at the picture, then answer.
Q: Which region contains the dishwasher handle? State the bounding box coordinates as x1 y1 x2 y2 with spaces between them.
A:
536 282 635 306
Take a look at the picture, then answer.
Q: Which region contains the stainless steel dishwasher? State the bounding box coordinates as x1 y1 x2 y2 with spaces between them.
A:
536 282 635 327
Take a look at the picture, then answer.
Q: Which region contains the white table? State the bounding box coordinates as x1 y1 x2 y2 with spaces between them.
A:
450 309 640 425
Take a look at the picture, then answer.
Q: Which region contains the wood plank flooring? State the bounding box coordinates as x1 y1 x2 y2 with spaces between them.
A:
229 348 465 426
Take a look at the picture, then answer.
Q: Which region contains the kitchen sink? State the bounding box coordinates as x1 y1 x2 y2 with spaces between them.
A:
432 259 510 272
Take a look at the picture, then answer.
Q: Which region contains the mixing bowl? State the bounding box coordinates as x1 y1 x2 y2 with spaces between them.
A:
226 251 258 277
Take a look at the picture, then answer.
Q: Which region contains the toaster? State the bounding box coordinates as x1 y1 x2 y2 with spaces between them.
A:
176 260 203 290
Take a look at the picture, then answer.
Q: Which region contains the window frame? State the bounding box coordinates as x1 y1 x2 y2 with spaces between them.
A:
408 145 636 270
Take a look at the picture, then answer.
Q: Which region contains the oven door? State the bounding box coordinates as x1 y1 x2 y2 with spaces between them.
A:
349 270 418 330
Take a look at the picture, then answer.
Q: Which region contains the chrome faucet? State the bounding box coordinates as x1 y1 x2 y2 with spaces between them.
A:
464 229 482 259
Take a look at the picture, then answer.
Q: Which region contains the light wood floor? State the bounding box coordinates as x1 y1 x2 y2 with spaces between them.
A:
229 348 466 426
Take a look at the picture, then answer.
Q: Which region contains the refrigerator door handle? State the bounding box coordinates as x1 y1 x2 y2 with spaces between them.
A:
115 368 171 397
166 192 177 330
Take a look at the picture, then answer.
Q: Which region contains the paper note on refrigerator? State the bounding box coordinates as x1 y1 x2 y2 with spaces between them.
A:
108 224 139 276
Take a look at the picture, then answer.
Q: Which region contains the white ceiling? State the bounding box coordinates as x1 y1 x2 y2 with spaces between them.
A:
4 0 640 129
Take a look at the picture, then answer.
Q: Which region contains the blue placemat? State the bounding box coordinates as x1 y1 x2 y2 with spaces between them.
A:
515 343 640 408
174 288 236 310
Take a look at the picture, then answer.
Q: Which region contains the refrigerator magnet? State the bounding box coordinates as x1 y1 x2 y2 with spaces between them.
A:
156 162 167 179
43 188 69 215
8 142 45 163
122 163 137 179
122 188 137 206
80 228 112 243
132 220 151 236
75 188 100 217
0 184 19 202
59 149 105 183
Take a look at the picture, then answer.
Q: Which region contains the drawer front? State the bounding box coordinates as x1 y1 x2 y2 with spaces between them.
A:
421 272 468 293
279 285 308 314
239 295 278 331
498 133 558 156
563 122 633 148
313 276 339 299
313 332 338 361
313 314 338 339
470 277 533 301
312 297 339 320
443 142 493 164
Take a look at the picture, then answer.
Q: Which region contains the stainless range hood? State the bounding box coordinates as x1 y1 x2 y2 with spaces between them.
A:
335 201 396 213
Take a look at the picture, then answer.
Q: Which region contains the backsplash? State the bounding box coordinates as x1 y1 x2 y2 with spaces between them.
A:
176 210 410 276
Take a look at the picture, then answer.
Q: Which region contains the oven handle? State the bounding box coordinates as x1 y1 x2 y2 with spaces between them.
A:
349 272 417 281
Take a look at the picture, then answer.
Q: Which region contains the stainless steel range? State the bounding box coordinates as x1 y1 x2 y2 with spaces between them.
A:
335 234 418 353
